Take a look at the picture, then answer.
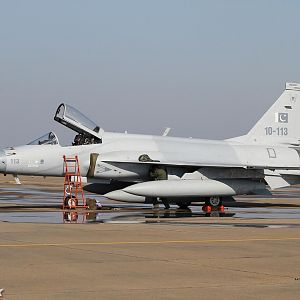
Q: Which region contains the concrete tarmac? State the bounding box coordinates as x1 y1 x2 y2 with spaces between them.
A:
1 175 300 299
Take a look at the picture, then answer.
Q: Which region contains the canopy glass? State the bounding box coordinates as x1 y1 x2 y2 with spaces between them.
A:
55 104 100 133
27 132 59 145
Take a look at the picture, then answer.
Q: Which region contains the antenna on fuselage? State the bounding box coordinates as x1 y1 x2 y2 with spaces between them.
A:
162 127 171 136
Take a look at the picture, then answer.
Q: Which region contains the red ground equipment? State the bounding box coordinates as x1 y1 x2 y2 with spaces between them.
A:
63 155 87 209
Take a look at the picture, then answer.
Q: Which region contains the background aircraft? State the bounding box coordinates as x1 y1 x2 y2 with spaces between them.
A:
1 82 300 209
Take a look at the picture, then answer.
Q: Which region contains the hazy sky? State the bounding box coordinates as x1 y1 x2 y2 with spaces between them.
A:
0 0 299 147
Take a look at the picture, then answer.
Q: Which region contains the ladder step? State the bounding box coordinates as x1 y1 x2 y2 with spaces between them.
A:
65 173 79 176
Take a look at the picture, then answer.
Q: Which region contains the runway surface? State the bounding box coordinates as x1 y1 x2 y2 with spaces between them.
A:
1 175 300 299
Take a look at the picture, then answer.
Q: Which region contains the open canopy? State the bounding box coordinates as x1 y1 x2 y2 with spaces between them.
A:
54 104 103 142
27 132 59 145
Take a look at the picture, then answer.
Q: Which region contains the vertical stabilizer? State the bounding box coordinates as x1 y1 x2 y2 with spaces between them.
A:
230 83 300 145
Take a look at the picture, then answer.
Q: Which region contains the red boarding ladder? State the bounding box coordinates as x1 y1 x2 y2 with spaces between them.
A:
63 155 87 209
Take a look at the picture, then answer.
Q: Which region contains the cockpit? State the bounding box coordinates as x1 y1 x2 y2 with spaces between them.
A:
54 103 103 146
26 105 103 147
27 132 59 145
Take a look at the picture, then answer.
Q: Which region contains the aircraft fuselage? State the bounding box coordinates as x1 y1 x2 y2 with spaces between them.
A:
1 133 299 180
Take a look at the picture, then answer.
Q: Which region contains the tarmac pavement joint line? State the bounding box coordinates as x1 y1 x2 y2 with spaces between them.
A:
1 236 300 248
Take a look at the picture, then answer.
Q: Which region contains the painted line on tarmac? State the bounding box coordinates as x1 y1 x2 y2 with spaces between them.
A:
0 237 300 248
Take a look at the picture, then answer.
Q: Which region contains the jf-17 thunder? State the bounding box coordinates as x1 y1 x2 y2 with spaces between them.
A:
1 82 300 210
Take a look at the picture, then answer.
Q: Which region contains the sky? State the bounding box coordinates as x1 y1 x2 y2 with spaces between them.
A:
0 0 299 147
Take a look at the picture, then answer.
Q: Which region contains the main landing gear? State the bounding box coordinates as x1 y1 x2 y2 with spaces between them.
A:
202 196 225 213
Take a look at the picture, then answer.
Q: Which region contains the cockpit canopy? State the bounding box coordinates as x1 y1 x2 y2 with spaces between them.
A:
54 104 103 140
27 132 59 145
54 103 103 145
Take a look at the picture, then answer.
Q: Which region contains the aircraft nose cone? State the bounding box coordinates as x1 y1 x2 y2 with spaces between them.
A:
0 149 7 173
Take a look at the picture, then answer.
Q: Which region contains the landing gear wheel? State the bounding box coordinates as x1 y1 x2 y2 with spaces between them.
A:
206 196 222 208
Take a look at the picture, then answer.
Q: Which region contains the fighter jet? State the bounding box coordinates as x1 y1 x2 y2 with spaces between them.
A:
1 82 300 209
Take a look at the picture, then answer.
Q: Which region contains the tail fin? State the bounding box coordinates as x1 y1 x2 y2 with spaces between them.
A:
230 83 300 145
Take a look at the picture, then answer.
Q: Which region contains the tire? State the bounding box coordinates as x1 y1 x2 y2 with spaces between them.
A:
206 196 222 207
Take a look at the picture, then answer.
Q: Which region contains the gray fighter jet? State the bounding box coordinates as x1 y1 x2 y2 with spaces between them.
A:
1 82 300 209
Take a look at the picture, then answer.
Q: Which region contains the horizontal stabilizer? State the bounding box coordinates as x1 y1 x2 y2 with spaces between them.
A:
264 170 290 189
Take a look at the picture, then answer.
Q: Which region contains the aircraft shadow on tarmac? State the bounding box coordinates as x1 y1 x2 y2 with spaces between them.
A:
2 199 300 211
62 209 236 224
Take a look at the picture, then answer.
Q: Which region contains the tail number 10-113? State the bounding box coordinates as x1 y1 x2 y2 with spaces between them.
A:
265 127 288 136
